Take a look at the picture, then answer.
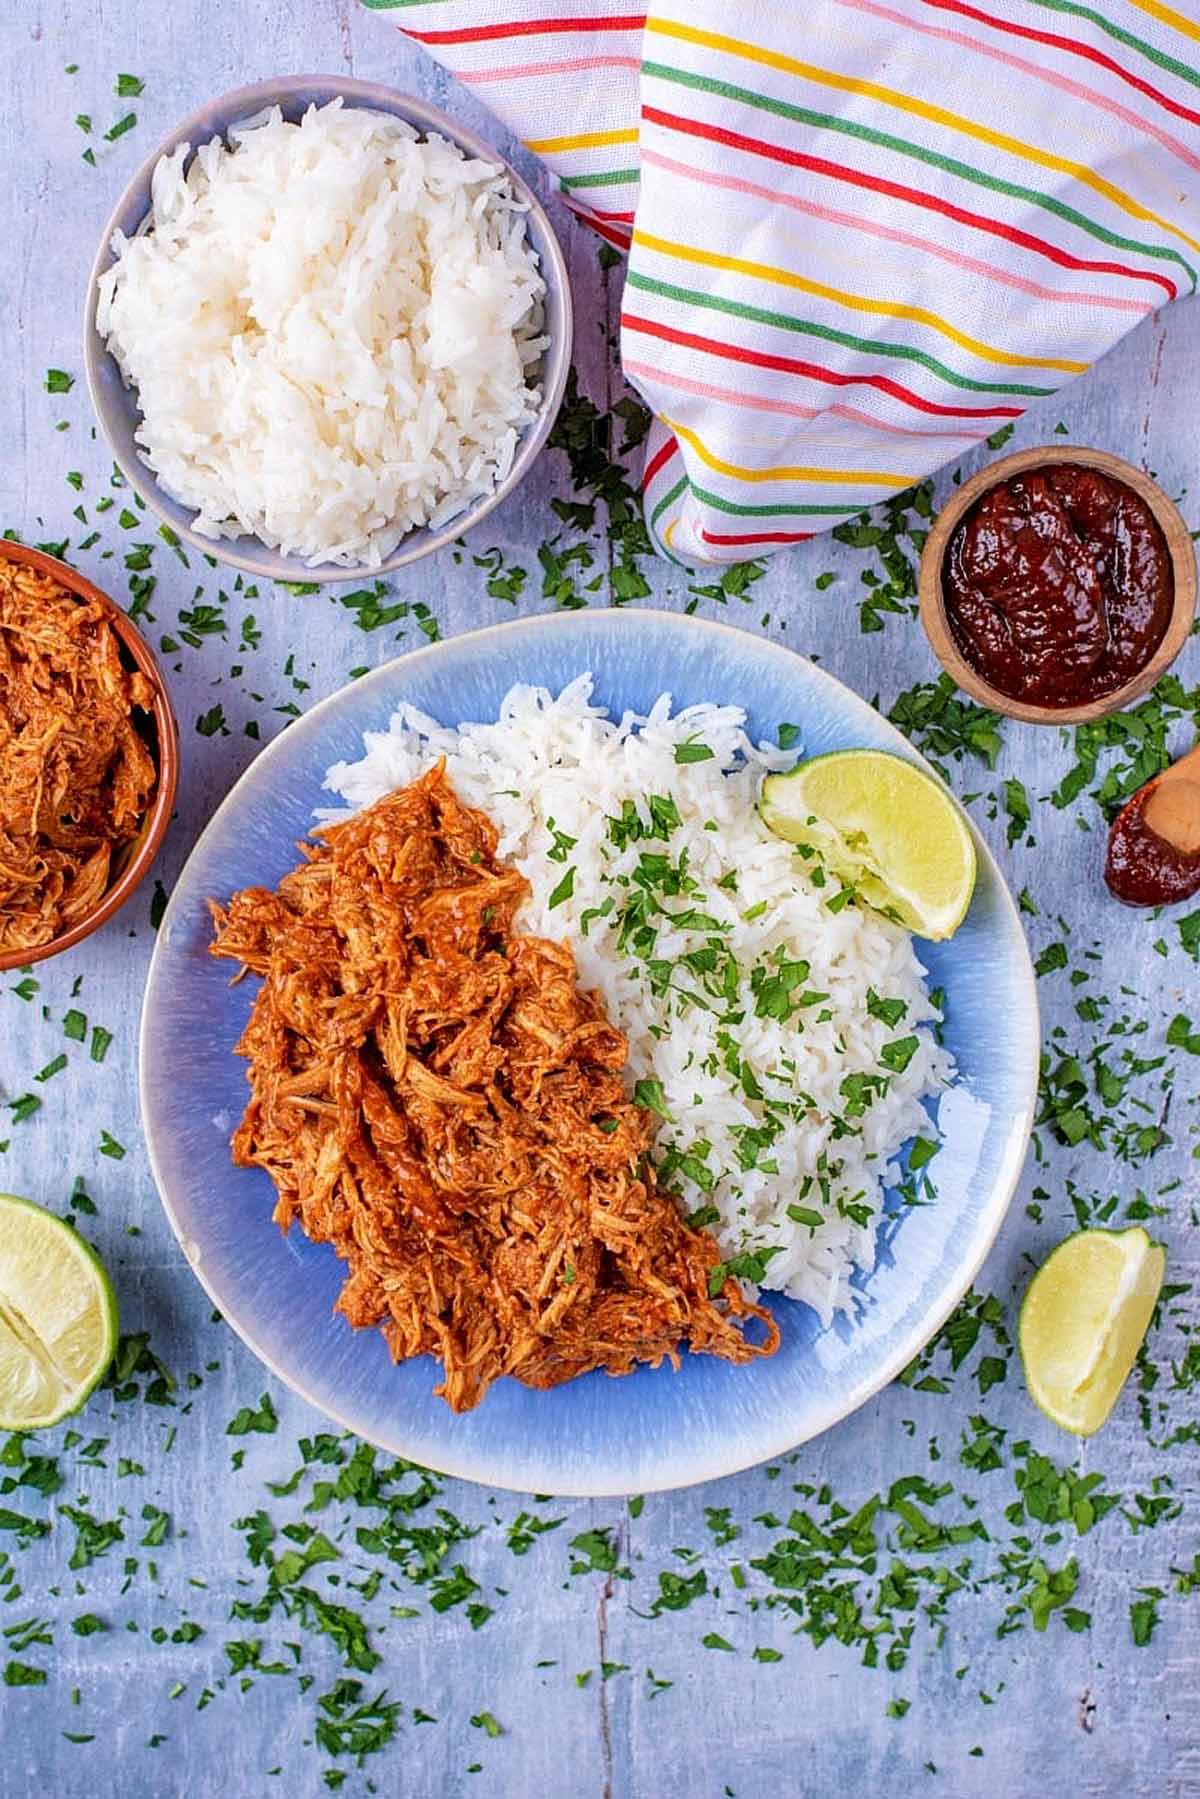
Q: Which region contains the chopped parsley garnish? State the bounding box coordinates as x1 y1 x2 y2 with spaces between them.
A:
3 1660 47 1686
3 335 1198 1782
880 1035 920 1074
547 867 575 909
226 1394 279 1437
866 990 908 1028
196 704 227 738
708 1246 782 1295
1130 1589 1162 1646
887 674 1003 776
1166 1014 1200 1055
632 1077 671 1119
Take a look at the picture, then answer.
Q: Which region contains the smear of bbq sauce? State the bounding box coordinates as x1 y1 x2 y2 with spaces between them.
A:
1106 782 1200 908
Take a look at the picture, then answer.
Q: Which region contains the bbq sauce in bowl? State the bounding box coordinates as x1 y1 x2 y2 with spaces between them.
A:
943 462 1173 709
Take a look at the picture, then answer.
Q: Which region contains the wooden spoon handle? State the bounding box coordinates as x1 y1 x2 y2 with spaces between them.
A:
1157 741 1200 781
1144 741 1200 856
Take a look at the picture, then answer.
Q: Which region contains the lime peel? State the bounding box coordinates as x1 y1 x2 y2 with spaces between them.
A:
1019 1225 1165 1438
759 748 976 941
0 1192 118 1430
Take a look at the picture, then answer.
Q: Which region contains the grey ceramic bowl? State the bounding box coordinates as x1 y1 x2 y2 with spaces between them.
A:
82 75 573 584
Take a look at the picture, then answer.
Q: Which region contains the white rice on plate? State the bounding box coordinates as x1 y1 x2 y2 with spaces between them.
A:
97 100 547 568
321 677 953 1324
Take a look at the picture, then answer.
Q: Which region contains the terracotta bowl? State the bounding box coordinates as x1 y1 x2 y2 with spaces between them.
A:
0 542 179 972
917 445 1198 726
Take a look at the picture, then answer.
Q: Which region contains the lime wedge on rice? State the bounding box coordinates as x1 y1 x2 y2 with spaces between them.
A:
1019 1226 1165 1437
759 748 976 940
0 1193 118 1430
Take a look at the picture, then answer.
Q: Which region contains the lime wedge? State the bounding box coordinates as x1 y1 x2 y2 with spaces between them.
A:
1019 1226 1165 1437
759 749 976 940
0 1193 118 1430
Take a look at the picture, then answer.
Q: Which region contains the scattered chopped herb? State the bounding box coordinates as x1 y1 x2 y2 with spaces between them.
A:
226 1394 278 1437
3 1660 46 1687
196 704 227 737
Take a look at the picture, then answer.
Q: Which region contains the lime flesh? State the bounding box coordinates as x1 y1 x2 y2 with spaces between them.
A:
1019 1226 1165 1437
759 749 977 940
0 1193 118 1430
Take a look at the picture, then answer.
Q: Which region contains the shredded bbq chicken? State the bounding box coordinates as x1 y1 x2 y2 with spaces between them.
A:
0 555 157 952
209 765 777 1411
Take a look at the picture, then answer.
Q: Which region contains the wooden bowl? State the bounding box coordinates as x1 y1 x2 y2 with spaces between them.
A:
0 542 179 971
917 445 1198 726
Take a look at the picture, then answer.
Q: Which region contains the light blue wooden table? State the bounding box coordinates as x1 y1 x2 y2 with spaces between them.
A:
1 7 1197 1796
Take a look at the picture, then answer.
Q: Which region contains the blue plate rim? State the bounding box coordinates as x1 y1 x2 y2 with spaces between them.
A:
139 610 1039 1494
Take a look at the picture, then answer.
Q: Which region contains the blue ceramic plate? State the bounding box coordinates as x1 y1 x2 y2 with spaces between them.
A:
140 612 1038 1496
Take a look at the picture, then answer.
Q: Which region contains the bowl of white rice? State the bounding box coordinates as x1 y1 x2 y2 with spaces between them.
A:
83 76 572 581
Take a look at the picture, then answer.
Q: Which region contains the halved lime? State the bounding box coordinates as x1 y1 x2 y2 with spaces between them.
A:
1019 1226 1165 1437
0 1193 118 1430
759 749 976 940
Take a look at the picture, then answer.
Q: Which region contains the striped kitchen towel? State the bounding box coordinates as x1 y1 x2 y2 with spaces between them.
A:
365 1 1200 563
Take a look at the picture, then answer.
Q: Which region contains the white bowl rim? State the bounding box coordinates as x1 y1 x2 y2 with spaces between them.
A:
82 72 575 584
139 608 1040 1496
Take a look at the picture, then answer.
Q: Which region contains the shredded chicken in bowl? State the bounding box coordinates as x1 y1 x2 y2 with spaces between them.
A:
209 764 777 1411
0 553 157 953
